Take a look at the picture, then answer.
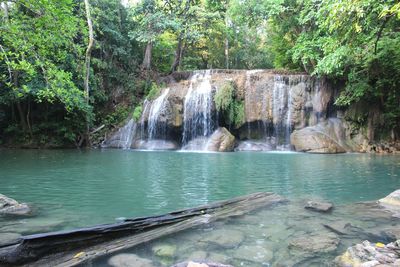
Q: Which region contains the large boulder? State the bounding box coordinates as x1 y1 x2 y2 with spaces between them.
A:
0 194 31 216
379 189 400 207
291 128 346 153
378 189 400 216
206 127 236 152
290 119 350 153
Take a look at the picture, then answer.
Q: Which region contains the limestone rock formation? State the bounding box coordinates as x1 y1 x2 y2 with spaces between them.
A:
289 118 366 153
335 240 400 267
0 194 31 216
206 127 236 152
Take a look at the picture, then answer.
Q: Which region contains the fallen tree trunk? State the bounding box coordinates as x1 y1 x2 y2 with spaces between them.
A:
0 192 285 267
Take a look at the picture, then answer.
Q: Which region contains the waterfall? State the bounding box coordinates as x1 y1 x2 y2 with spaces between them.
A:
118 119 137 149
101 118 137 149
148 88 170 140
140 99 151 140
182 70 214 150
285 77 293 145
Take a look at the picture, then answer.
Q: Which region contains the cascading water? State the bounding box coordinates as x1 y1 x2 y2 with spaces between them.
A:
118 119 137 149
140 99 151 140
137 88 172 150
182 70 214 150
148 88 170 140
103 70 328 152
101 118 137 149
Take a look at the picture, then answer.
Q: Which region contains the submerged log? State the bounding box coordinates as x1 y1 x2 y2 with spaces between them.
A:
0 192 285 267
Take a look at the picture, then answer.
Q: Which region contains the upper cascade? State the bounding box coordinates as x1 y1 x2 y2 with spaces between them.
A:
103 69 340 152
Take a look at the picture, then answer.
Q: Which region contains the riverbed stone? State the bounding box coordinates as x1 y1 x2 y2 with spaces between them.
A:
232 244 274 263
187 251 208 261
335 240 400 267
152 243 177 258
289 233 339 254
323 221 352 235
207 252 230 263
305 200 333 212
0 194 31 216
108 253 155 267
200 229 245 248
206 127 236 152
0 232 21 246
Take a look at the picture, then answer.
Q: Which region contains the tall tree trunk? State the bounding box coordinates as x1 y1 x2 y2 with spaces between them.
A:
225 38 229 69
84 0 94 147
142 41 152 70
170 36 184 73
225 15 229 69
16 102 27 131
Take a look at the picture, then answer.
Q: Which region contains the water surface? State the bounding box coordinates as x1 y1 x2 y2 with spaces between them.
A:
0 149 399 232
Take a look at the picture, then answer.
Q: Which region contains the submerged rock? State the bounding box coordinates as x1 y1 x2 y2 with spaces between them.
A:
289 233 339 254
171 261 233 267
335 240 400 267
305 200 333 212
0 194 31 215
152 243 177 258
206 127 236 152
200 229 245 248
232 244 273 263
108 253 155 267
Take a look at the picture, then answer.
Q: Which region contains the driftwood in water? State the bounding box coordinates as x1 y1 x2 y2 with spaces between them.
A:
0 192 284 267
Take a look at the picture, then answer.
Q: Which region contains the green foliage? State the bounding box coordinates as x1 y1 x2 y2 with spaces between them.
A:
132 105 143 122
214 81 245 128
145 82 161 100
104 106 130 127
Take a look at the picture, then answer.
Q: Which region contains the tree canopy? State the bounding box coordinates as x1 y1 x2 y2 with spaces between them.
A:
0 0 399 147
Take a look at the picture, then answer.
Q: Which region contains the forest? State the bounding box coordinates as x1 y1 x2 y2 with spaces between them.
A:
0 0 399 148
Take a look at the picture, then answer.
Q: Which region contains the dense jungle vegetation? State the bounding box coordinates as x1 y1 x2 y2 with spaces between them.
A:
0 0 399 147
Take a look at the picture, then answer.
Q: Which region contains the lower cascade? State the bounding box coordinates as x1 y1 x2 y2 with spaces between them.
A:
103 69 367 153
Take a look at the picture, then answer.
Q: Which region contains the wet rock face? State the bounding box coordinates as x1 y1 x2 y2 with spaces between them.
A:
206 127 236 152
0 194 31 216
142 70 332 140
335 240 400 267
